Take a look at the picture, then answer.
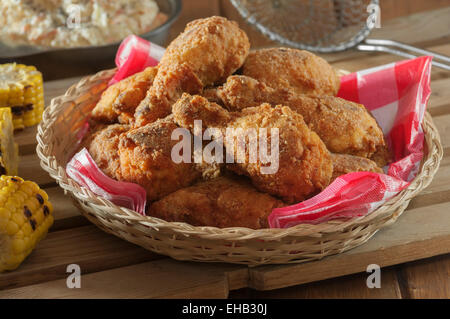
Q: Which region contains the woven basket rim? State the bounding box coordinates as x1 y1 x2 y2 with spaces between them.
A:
36 68 443 242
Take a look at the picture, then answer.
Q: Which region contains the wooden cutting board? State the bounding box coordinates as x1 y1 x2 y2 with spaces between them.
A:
1 6 450 299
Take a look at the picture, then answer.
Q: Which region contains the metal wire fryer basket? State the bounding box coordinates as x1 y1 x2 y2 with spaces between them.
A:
231 0 450 70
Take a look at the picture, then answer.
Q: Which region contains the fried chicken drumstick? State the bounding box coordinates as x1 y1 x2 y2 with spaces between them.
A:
134 16 250 126
172 94 333 204
149 176 285 229
206 75 390 166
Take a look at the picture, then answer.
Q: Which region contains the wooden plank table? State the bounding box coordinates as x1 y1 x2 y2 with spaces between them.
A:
0 2 449 299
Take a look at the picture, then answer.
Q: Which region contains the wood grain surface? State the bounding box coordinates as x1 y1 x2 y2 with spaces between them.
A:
0 1 449 299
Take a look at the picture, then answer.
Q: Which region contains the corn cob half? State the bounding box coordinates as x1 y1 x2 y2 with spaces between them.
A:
0 176 53 272
0 108 19 176
0 63 44 130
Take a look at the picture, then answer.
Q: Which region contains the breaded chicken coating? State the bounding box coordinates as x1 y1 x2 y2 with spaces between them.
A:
118 115 201 201
91 67 158 124
172 94 333 204
134 16 250 126
331 153 383 182
242 47 340 96
85 124 129 179
149 176 285 229
208 75 390 165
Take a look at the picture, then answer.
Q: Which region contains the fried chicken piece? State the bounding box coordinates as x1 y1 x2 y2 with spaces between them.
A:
148 176 285 229
204 75 287 110
91 67 158 124
84 124 129 179
118 115 201 201
79 120 108 148
208 75 390 164
331 153 383 182
242 47 340 96
134 16 250 126
370 145 393 168
172 94 333 204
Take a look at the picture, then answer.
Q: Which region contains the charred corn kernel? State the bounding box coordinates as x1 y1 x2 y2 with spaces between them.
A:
0 176 53 272
0 63 44 130
0 108 18 176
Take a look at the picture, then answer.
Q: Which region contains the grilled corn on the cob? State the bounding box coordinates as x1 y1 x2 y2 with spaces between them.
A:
0 63 44 130
0 108 18 176
0 176 53 272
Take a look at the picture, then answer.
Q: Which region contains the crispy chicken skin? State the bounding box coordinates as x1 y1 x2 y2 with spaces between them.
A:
91 67 158 124
149 176 285 229
204 75 287 110
134 16 250 126
208 75 390 165
331 153 383 182
172 94 333 204
285 96 389 164
118 115 201 201
85 124 129 179
242 47 340 96
370 145 393 168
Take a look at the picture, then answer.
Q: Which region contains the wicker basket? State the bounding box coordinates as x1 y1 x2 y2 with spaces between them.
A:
37 69 443 266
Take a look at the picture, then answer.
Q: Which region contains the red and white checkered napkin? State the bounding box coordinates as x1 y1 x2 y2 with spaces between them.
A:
109 35 165 85
66 148 147 215
268 56 433 228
